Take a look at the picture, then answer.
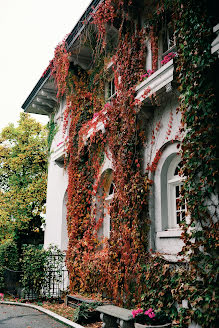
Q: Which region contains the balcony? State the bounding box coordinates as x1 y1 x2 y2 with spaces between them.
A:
135 59 175 102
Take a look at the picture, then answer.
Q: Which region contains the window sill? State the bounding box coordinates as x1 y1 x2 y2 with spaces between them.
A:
51 142 65 161
152 252 185 263
157 229 182 238
105 194 114 201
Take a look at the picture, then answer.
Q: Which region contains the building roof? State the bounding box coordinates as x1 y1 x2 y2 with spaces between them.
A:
21 0 102 115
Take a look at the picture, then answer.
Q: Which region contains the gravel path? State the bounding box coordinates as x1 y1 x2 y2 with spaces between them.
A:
0 304 69 328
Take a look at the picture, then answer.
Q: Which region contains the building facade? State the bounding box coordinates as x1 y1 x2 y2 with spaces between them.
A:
22 0 218 326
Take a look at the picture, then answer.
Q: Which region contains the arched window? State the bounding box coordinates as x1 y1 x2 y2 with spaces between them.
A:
167 157 186 228
152 142 185 255
96 169 114 239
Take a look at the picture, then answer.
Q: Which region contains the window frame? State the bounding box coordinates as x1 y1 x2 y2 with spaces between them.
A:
105 76 116 101
158 22 176 67
151 142 185 256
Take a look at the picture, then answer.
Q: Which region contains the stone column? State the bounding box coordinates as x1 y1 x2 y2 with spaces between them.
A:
100 313 119 328
120 319 135 328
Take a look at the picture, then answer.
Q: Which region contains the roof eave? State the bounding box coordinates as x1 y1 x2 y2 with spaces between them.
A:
22 0 103 115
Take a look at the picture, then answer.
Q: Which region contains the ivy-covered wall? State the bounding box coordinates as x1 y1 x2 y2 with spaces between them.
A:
30 0 218 327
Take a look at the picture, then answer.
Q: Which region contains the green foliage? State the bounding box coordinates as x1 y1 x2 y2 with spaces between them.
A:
0 240 19 289
0 113 48 246
20 244 65 297
173 0 218 326
0 242 65 298
73 302 102 323
20 245 47 295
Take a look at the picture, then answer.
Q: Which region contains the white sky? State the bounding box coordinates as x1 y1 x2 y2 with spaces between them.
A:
0 0 91 132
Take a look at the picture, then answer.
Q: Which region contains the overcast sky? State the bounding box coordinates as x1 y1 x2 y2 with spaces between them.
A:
0 0 91 132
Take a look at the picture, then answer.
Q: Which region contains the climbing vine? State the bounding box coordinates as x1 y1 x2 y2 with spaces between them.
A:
49 0 218 326
174 0 218 326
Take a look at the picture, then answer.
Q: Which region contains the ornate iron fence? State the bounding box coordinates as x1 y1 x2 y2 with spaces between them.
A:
42 253 69 299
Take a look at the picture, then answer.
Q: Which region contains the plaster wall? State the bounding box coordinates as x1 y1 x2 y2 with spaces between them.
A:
52 97 67 151
44 160 68 251
44 99 69 251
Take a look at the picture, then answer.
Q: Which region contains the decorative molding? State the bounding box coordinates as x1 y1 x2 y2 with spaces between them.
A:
165 82 172 93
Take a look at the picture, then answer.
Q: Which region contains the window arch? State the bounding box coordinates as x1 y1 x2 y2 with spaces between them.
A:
160 153 185 230
153 142 186 231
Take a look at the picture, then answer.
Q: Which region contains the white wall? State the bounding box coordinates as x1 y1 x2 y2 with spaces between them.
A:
44 98 69 251
44 159 68 250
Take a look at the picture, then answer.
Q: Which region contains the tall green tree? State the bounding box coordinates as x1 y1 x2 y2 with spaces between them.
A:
0 113 48 247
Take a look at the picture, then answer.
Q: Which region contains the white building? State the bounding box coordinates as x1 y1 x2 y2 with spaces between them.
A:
22 0 218 325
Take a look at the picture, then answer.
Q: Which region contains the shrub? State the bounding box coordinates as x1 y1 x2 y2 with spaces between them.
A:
73 302 102 323
0 241 19 290
20 245 47 295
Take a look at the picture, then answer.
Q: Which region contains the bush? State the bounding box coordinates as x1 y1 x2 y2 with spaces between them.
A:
0 241 19 290
20 245 47 295
73 302 102 323
20 244 65 298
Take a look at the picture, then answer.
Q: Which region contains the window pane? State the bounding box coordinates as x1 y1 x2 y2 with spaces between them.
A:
112 78 115 95
168 26 175 48
109 183 114 195
108 78 116 98
174 165 179 176
176 199 180 210
176 185 180 198
108 81 111 98
177 212 180 224
174 161 182 176
162 30 168 53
